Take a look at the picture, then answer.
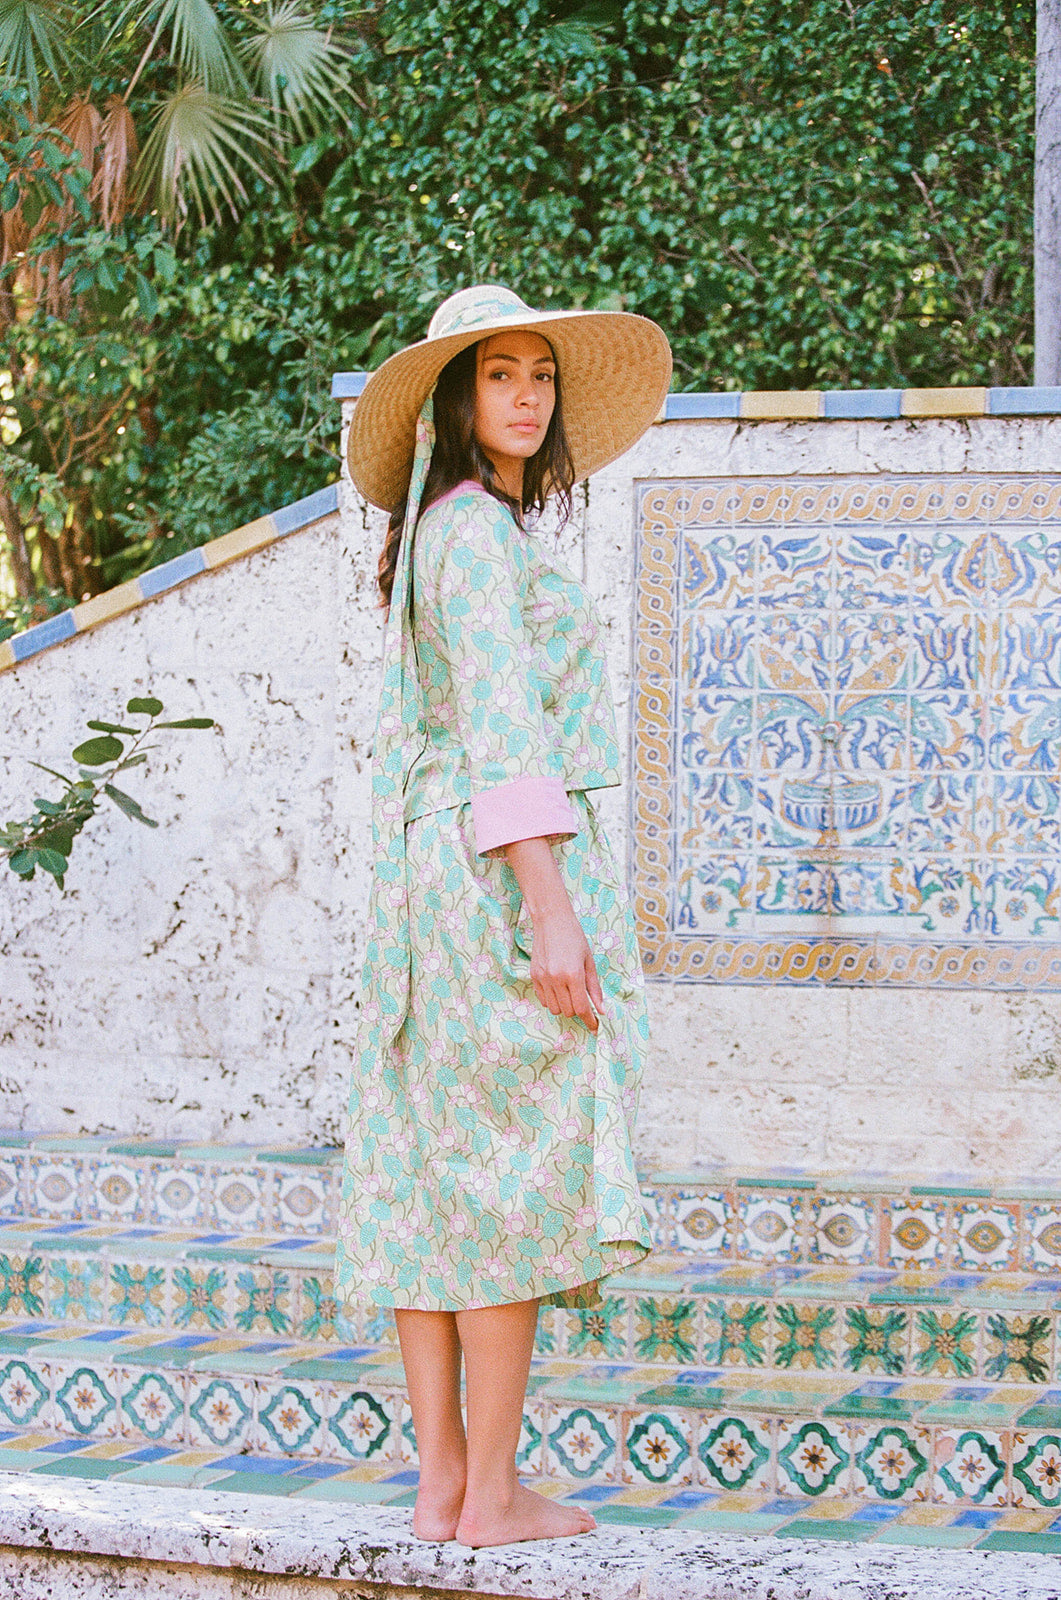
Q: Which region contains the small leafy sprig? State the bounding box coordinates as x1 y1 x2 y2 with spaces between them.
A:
2 696 215 891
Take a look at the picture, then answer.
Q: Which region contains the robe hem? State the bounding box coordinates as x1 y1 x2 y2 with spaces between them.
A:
334 1237 650 1316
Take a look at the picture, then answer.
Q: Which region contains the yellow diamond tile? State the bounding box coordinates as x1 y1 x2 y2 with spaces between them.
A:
202 516 279 569
72 581 144 631
740 390 822 420
901 387 986 417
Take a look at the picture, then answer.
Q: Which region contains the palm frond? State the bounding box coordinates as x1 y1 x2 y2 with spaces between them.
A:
93 95 137 228
239 0 351 136
57 93 100 168
0 0 71 109
96 0 244 95
134 79 268 224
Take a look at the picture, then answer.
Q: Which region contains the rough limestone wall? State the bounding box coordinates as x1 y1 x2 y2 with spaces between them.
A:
0 516 349 1144
2 408 1060 1178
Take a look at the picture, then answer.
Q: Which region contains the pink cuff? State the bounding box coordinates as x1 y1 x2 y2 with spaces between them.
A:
471 774 578 856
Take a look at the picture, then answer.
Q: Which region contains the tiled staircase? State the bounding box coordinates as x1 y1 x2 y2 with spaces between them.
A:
0 1133 1060 1560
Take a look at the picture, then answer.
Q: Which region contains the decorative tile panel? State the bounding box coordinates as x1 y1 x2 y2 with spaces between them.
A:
634 476 1061 988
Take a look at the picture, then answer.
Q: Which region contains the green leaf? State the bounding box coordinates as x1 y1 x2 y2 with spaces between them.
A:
103 783 159 827
8 848 37 877
86 720 139 735
154 717 215 729
134 271 158 320
35 847 67 877
126 697 164 716
26 761 75 788
71 735 124 765
33 796 63 815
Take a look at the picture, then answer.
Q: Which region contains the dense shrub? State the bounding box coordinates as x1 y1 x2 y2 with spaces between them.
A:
0 0 1033 613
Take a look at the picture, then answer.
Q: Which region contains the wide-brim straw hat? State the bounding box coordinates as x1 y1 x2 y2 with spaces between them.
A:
347 284 672 512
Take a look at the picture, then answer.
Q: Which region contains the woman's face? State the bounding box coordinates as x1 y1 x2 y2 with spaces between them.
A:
473 330 556 489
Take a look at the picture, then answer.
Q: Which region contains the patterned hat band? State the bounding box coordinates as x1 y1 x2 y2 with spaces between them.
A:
347 282 672 514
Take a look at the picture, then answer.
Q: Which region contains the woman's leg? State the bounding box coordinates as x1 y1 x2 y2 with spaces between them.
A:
394 1308 467 1540
454 1298 596 1547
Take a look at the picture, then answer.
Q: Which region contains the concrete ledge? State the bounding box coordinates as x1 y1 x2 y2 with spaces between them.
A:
0 1473 1055 1600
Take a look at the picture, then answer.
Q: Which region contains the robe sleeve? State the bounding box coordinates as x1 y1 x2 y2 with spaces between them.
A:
428 493 579 858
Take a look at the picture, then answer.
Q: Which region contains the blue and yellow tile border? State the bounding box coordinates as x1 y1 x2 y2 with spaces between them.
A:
331 376 1061 421
0 484 339 676
5 382 1060 674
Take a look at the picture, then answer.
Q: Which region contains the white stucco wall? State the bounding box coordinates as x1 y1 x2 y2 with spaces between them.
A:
1 409 1060 1177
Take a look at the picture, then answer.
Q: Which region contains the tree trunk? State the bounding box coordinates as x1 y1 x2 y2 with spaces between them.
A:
1036 0 1061 384
0 481 33 598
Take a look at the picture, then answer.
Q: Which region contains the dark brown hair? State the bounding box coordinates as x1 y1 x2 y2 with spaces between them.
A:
377 337 575 609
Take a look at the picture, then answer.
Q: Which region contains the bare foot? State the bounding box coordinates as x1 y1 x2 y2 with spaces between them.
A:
455 1482 597 1547
413 1471 466 1541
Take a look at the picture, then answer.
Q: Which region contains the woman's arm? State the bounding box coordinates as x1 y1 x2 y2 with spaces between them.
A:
503 836 603 1033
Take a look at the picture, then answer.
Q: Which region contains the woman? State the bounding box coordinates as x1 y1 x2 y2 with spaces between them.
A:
336 285 671 1548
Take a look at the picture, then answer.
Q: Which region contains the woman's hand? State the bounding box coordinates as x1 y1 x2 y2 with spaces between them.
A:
502 835 603 1033
528 906 603 1032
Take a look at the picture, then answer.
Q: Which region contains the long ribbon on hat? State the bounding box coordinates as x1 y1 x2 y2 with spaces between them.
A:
361 397 435 1046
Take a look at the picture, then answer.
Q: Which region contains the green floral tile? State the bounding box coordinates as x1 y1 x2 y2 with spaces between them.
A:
698 1414 771 1491
622 1409 692 1485
983 1312 1051 1382
55 1366 118 1436
635 1297 697 1364
299 1277 354 1342
852 1424 930 1501
328 1391 393 1460
257 1383 322 1454
843 1306 907 1375
774 1303 836 1370
173 1266 227 1331
0 1254 43 1317
48 1258 103 1323
109 1263 165 1327
913 1309 978 1378
122 1371 184 1442
566 1297 627 1360
0 1358 48 1426
777 1419 851 1497
234 1269 292 1336
1011 1431 1061 1508
703 1299 766 1367
187 1376 253 1448
934 1428 1007 1505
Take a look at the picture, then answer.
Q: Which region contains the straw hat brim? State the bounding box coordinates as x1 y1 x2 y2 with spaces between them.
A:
346 307 673 512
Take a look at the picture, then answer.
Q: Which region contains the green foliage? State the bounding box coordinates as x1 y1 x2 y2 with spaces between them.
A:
0 0 1036 619
2 695 215 890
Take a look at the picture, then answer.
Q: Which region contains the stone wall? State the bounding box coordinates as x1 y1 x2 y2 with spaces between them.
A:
2 406 1060 1177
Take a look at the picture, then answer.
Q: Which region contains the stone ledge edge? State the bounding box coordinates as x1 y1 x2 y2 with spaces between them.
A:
331 373 1061 422
0 484 340 676
0 1472 1054 1600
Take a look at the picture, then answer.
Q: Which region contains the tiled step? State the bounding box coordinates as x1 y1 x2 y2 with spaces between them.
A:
4 1133 1061 1276
3 1474 1059 1599
1 1217 1060 1386
2 1319 1061 1514
3 1433 1061 1557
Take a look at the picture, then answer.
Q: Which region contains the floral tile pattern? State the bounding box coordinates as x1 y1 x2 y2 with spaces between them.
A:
187 1375 253 1449
546 1404 617 1481
852 1424 931 1502
698 1414 771 1491
622 1408 693 1486
843 1308 908 1375
776 1419 851 1497
934 1428 1008 1505
773 1303 838 1371
634 1298 697 1363
703 1300 767 1367
1011 1431 1061 1508
634 474 1061 988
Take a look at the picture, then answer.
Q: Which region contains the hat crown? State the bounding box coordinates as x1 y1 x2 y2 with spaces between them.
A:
427 284 534 341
